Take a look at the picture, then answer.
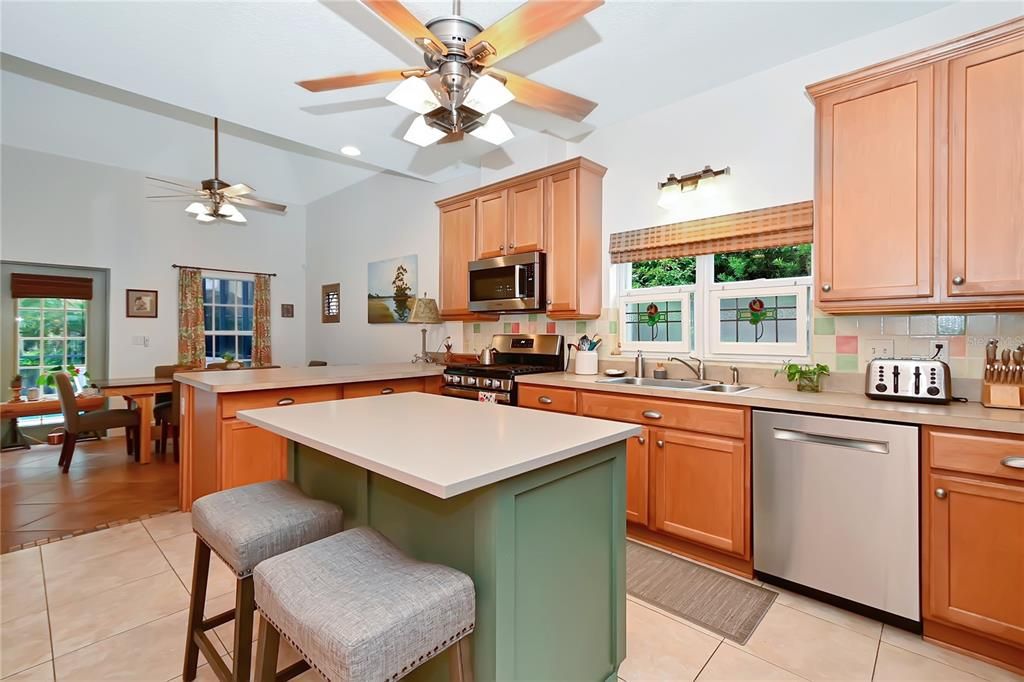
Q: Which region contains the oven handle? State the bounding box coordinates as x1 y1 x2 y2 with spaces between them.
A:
514 264 525 299
442 385 512 404
772 428 889 454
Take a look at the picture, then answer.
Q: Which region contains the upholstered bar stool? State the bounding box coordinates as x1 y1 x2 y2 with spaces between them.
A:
253 527 476 682
184 481 344 682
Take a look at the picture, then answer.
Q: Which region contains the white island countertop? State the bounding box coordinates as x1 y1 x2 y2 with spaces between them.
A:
237 392 641 498
174 363 443 393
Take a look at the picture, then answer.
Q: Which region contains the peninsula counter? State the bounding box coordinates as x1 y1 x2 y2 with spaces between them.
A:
238 392 641 681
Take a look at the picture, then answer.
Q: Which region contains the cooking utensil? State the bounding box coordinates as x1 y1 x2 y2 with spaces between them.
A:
1013 346 1023 385
985 339 998 382
578 335 590 351
589 334 602 351
479 345 497 365
1002 348 1011 383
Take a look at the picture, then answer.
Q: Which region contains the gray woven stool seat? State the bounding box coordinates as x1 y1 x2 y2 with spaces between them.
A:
192 480 343 578
254 527 475 681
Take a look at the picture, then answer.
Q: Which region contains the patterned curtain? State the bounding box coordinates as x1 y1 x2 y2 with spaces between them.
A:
253 274 272 367
177 267 206 368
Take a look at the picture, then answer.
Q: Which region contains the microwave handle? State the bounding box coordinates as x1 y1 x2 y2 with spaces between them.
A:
514 264 525 299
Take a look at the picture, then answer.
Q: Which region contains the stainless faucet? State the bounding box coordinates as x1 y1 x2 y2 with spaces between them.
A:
668 355 705 381
730 365 740 385
634 350 645 378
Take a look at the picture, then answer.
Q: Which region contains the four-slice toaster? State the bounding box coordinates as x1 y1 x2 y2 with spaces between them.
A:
865 358 952 404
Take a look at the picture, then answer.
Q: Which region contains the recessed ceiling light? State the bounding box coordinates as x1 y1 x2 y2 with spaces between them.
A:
340 145 361 157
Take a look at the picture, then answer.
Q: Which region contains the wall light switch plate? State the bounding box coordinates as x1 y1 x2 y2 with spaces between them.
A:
862 337 895 366
131 335 146 346
929 339 950 364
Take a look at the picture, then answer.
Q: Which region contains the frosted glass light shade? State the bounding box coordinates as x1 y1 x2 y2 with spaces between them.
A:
387 77 441 114
469 113 513 145
218 203 246 223
195 212 216 223
403 116 447 147
185 202 208 215
464 75 515 114
656 183 680 209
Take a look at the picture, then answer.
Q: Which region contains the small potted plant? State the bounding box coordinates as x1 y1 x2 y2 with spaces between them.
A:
221 352 242 370
776 360 831 393
37 365 90 396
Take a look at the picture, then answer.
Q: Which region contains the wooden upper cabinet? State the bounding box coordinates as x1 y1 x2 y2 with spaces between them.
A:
947 37 1024 298
545 168 579 316
439 199 477 319
816 66 934 303
475 189 508 259
507 178 545 254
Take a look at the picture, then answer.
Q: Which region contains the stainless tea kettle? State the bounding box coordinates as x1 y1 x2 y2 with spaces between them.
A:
478 346 498 365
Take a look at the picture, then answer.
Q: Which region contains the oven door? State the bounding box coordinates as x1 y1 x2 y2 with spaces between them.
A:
468 253 544 312
441 386 513 404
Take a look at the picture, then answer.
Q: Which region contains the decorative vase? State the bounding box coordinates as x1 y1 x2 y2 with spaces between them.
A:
26 387 41 401
226 361 242 370
797 375 822 393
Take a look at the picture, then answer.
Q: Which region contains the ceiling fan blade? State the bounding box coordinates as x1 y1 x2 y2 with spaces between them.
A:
145 194 203 199
488 69 597 122
297 68 420 93
469 0 603 67
146 176 199 190
221 183 254 197
438 131 464 145
229 196 288 213
361 0 447 56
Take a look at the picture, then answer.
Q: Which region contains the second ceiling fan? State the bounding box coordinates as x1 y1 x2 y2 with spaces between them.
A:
297 0 602 147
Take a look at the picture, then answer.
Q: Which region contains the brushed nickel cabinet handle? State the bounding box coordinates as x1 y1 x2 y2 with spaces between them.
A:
538 396 553 405
1001 456 1024 469
642 410 662 420
380 387 395 395
952 275 965 286
637 436 645 445
935 488 947 499
276 398 295 406
656 439 664 448
821 283 832 293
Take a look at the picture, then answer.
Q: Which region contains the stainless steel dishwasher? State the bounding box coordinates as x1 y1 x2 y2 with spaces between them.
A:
753 410 919 622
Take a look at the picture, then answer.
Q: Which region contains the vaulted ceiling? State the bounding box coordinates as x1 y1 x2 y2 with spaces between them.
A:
2 1 953 186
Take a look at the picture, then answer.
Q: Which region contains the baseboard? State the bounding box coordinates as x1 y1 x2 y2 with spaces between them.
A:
923 620 1024 675
627 524 753 579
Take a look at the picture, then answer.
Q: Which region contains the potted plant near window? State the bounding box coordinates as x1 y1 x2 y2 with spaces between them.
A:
221 353 242 370
37 365 90 397
776 361 830 393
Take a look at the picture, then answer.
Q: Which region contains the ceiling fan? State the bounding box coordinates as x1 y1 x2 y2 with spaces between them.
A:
146 117 287 223
297 0 602 147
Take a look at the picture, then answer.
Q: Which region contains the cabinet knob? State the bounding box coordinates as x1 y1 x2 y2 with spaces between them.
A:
656 439 664 448
642 410 662 420
277 397 295 406
821 283 832 293
499 244 505 251
380 387 395 395
952 275 965 286
509 243 515 250
1001 456 1024 469
538 396 553 405
546 299 552 305
935 488 947 499
637 436 645 445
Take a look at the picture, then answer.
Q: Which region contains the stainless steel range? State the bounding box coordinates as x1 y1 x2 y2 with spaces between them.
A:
442 334 564 405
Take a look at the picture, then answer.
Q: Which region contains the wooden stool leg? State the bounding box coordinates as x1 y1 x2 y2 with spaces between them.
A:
253 613 280 682
448 636 473 682
232 576 256 682
60 432 78 474
183 537 211 681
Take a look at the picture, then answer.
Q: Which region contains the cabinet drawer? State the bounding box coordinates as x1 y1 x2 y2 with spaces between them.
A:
579 391 744 438
927 428 1024 483
220 385 344 419
519 385 577 414
343 378 426 399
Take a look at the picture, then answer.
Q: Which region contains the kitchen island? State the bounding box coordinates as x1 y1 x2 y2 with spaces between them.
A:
175 364 445 509
237 392 641 681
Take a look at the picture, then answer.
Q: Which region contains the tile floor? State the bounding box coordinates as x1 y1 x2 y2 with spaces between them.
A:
1 437 178 553
1 512 1021 681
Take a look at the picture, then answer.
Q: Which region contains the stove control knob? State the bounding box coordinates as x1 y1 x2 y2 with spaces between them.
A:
464 377 476 386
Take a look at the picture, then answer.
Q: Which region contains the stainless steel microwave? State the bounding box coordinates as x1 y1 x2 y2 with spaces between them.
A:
468 252 545 312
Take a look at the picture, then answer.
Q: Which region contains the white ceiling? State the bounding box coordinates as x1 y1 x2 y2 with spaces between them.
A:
1 0 953 184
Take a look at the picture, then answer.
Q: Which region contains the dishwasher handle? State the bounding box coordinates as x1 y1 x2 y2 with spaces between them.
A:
772 428 889 454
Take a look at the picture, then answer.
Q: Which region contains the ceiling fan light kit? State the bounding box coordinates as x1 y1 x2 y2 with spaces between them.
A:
298 0 603 148
656 165 731 208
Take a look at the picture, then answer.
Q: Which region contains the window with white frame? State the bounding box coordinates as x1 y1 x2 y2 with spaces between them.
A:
203 277 254 366
617 244 812 361
16 297 88 396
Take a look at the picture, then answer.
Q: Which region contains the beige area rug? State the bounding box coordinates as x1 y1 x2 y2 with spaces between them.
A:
626 540 776 644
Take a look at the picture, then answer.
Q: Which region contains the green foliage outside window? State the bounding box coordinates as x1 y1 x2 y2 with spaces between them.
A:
714 244 812 282
631 257 697 288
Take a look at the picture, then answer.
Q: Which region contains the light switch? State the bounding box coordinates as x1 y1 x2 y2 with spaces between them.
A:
131 335 151 347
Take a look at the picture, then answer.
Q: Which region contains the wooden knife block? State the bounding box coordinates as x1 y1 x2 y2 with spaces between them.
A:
982 382 1024 410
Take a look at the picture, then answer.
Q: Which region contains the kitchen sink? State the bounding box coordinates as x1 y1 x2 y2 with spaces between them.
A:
693 383 756 394
596 377 707 390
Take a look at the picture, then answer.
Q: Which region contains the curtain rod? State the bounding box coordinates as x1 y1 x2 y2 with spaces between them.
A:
172 264 277 277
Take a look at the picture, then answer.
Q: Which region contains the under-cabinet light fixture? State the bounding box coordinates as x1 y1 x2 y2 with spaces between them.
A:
657 165 730 208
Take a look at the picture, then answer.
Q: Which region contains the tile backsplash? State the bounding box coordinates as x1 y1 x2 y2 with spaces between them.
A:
464 310 1024 386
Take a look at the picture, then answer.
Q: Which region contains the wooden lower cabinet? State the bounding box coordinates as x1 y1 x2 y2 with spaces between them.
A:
220 419 288 490
923 427 1024 672
626 428 650 526
343 377 425 399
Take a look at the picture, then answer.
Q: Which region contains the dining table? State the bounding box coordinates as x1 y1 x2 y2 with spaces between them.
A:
1 394 107 451
94 376 173 464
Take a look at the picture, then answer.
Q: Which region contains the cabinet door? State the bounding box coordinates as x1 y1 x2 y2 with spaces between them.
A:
947 38 1024 298
439 200 476 318
545 169 579 315
626 428 650 526
508 178 545 254
926 473 1024 645
816 65 934 302
652 429 747 556
475 189 508 259
220 419 287 491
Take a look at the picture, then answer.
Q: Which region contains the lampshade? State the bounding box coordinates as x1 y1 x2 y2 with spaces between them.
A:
469 113 514 145
464 75 515 114
387 77 441 115
657 181 681 209
185 202 208 215
195 212 216 223
404 115 447 147
218 203 247 223
408 296 442 324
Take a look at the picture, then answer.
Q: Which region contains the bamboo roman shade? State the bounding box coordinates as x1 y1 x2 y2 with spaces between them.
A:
608 200 813 264
10 273 93 300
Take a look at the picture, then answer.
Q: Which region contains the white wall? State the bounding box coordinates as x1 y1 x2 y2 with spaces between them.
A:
1 145 308 376
304 172 477 364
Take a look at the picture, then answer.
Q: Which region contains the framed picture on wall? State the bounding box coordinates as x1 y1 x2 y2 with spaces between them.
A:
126 289 158 318
281 304 294 318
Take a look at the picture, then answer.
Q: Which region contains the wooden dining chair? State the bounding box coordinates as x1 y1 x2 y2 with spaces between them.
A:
55 373 141 473
154 380 181 462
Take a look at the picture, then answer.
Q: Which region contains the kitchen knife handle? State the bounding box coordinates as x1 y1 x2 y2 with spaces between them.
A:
1001 456 1024 470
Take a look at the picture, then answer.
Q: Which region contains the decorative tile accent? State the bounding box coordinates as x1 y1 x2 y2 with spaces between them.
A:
965 314 997 337
503 322 512 333
835 335 858 354
949 336 967 358
836 354 859 372
528 314 537 322
882 316 909 336
472 323 480 333
909 315 937 336
546 321 556 334
609 320 618 335
813 317 835 336
575 320 588 333
936 315 966 336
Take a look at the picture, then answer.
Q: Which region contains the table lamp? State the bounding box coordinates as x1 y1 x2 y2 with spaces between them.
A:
408 293 442 363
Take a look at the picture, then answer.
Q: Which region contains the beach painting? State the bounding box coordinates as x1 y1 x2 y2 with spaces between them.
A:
368 254 417 323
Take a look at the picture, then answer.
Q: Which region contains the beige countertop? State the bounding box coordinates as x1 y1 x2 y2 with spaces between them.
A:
174 363 444 393
518 372 1024 435
237 393 640 498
